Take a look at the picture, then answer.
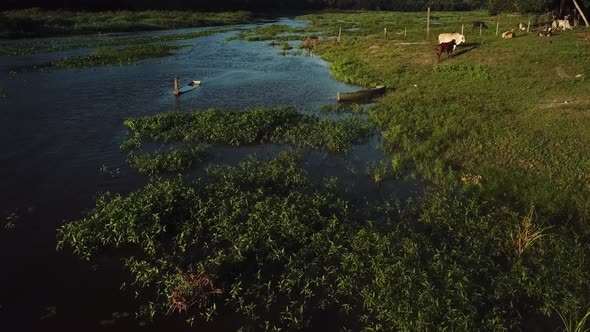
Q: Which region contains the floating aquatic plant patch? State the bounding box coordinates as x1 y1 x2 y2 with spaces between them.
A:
58 152 590 330
127 145 209 176
52 44 182 68
121 107 375 155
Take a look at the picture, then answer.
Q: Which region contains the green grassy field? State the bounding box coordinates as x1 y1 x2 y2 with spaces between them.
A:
296 11 590 224
57 10 590 331
0 9 254 38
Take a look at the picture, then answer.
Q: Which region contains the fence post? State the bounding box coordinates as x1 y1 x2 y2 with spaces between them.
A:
427 7 430 38
496 21 499 36
527 19 531 33
174 77 179 96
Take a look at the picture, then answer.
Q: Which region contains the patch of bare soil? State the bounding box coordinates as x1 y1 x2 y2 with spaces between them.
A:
555 65 571 79
393 42 428 45
540 98 590 116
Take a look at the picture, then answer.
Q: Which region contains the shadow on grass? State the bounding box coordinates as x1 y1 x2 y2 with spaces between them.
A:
453 42 480 57
435 42 480 63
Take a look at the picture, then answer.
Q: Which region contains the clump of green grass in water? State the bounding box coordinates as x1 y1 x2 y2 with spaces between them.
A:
52 44 182 68
57 152 590 330
128 146 209 176
121 107 375 154
281 42 293 51
0 29 230 56
0 9 255 38
366 159 395 188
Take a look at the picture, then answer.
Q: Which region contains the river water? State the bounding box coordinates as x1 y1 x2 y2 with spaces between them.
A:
0 18 421 331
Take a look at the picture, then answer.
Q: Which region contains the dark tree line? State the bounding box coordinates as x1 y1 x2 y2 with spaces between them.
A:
1 0 587 15
0 0 485 11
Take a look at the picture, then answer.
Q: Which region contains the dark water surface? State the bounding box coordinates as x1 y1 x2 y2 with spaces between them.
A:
0 18 421 331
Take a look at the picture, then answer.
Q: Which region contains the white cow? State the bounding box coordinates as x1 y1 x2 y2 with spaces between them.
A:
438 33 465 50
552 16 573 30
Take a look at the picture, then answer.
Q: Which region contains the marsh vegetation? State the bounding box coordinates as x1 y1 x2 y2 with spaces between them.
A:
50 9 590 331
0 9 253 38
121 107 375 155
0 28 230 56
51 44 183 68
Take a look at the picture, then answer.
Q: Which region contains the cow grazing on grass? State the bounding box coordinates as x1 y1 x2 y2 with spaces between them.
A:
502 30 515 39
552 16 573 30
438 33 465 49
472 21 488 29
436 39 456 62
539 27 552 37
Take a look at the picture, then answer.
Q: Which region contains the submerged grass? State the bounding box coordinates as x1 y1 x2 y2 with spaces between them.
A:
52 44 182 68
128 146 209 176
0 9 254 38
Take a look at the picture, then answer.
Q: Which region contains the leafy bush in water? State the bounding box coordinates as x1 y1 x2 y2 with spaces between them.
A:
58 153 590 330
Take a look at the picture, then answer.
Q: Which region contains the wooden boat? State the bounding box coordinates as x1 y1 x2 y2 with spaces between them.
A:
174 79 201 96
337 85 385 102
177 85 196 94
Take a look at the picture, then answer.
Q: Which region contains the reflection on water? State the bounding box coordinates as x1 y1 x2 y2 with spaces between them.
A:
0 17 421 331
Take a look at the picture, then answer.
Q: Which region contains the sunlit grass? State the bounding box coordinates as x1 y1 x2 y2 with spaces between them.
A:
297 10 590 222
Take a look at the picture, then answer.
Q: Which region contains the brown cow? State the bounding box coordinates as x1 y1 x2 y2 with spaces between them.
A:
436 39 456 62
